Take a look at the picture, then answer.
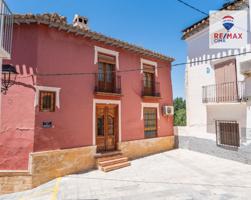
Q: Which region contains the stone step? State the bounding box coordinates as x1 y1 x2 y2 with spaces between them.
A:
101 161 131 172
94 151 122 159
97 154 124 163
98 157 128 167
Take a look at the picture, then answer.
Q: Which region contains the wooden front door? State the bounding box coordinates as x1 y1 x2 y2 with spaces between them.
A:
96 104 118 152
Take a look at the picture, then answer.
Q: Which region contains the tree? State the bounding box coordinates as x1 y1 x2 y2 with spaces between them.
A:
173 97 186 126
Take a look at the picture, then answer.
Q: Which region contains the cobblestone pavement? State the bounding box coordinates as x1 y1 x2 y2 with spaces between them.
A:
2 149 251 200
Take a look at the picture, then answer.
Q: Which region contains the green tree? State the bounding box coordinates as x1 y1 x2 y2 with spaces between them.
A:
173 97 186 126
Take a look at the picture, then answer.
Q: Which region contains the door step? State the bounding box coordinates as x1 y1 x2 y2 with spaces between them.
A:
96 153 130 172
94 150 122 159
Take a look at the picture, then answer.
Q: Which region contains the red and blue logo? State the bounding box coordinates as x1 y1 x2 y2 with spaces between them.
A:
213 15 242 43
222 15 234 31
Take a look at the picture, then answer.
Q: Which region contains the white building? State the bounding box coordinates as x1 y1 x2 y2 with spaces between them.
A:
183 0 251 147
0 0 13 129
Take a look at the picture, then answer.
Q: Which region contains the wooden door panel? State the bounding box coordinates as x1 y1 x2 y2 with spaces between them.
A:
96 105 105 152
96 104 118 152
214 59 237 102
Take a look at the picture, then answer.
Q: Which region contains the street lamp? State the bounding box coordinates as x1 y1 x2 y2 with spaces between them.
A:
1 64 18 94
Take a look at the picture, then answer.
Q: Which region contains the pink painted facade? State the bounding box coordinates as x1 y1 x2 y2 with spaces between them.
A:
1 20 174 170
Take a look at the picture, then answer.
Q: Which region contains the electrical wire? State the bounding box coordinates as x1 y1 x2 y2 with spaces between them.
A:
177 0 251 33
34 50 251 77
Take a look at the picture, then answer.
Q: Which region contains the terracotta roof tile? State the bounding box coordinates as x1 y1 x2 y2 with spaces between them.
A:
14 13 174 62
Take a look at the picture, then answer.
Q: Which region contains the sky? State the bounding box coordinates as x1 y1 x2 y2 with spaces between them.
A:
6 0 230 98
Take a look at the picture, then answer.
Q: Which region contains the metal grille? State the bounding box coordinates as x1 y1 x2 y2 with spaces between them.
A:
39 91 56 112
216 120 240 148
142 79 160 97
202 81 246 103
144 108 157 138
0 0 13 57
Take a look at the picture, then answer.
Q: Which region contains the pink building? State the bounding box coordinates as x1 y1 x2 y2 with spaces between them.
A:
0 13 174 193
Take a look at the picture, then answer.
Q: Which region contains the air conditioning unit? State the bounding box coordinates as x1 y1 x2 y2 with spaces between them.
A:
162 105 174 116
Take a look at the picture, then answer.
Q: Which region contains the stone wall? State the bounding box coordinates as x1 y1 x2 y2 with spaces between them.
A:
0 171 32 195
118 136 174 159
0 138 175 195
31 145 96 187
176 126 251 164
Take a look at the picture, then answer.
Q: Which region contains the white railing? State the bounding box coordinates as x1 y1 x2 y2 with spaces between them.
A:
0 0 13 59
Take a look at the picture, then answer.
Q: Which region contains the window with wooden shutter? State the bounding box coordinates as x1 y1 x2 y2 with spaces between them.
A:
98 53 116 65
143 64 155 96
97 53 116 93
39 91 56 112
144 107 157 138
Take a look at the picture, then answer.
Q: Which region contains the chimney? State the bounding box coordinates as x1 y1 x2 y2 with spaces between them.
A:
73 14 89 30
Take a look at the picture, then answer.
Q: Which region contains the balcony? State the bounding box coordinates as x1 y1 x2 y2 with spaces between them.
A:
142 80 160 98
94 73 121 96
202 81 246 103
0 0 13 59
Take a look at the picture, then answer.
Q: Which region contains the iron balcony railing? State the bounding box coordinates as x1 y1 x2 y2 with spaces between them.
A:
142 80 160 97
202 81 246 103
0 0 13 58
94 73 121 94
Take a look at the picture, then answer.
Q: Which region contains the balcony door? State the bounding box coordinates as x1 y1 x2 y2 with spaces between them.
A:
98 53 116 93
96 104 118 152
143 64 155 96
214 59 238 102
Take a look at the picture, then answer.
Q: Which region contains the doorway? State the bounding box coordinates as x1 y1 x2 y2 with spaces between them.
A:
96 104 118 152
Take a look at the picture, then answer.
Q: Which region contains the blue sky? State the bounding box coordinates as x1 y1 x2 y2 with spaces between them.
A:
6 0 228 98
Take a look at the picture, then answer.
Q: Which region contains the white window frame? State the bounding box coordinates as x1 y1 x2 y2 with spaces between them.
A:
94 46 119 70
34 86 61 108
141 102 160 120
140 58 158 77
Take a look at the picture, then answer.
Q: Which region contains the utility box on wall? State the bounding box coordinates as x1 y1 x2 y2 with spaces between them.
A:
162 105 174 116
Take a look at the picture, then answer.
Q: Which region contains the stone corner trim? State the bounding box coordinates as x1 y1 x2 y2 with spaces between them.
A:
118 136 174 160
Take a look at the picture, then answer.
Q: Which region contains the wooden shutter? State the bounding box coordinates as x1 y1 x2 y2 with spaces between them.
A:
214 59 237 84
214 59 237 102
143 64 155 74
98 53 116 64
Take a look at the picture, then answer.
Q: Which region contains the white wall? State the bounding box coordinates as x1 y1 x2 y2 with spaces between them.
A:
185 7 251 133
206 104 246 134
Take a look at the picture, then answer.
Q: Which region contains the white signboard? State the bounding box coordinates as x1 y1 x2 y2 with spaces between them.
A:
209 10 247 49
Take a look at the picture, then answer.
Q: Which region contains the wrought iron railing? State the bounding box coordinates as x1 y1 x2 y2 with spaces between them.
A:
202 81 246 103
215 120 240 148
94 73 121 94
0 0 13 58
142 80 160 97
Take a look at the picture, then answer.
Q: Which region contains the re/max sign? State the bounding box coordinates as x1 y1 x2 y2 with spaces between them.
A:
213 32 243 43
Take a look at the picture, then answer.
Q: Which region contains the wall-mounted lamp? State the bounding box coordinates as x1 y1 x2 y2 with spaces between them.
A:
1 64 18 94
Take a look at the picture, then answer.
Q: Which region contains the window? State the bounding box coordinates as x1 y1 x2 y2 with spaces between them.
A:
94 46 119 69
143 64 155 96
39 91 56 112
144 108 157 138
97 53 116 92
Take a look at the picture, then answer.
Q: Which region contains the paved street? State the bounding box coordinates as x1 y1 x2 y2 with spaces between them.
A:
2 149 251 200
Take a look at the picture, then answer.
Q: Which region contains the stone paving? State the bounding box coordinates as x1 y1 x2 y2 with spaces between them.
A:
1 149 251 200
